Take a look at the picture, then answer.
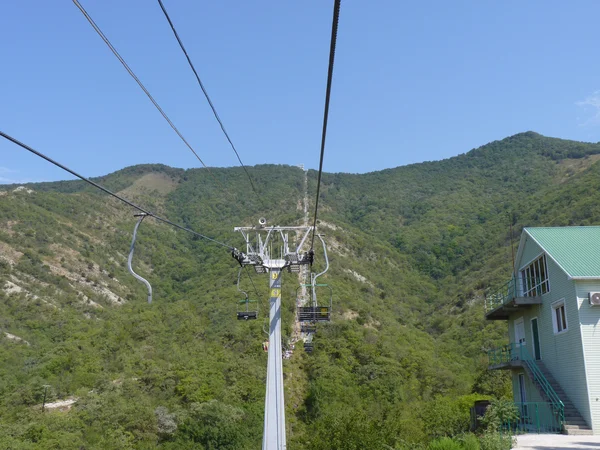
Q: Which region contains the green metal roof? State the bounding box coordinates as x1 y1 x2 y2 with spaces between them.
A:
525 227 600 278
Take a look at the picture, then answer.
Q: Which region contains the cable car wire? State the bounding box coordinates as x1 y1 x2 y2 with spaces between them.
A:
156 0 266 210
72 0 227 194
243 266 269 316
0 130 234 250
310 0 341 251
244 266 262 300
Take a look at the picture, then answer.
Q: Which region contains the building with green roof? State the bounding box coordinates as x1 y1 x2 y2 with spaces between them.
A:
485 227 600 435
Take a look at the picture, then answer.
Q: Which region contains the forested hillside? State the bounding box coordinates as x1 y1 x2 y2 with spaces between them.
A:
2 131 600 448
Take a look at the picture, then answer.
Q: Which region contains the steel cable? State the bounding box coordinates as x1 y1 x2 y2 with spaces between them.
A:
1 131 234 250
310 0 341 251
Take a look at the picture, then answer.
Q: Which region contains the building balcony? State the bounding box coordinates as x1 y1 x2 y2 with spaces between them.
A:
485 276 542 320
488 343 525 370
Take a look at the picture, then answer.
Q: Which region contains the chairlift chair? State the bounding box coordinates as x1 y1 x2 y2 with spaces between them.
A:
300 323 317 333
296 283 332 322
236 268 258 320
296 234 332 323
237 298 258 320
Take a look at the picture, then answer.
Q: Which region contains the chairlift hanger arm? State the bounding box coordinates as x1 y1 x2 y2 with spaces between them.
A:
237 268 249 300
313 234 329 282
127 214 153 304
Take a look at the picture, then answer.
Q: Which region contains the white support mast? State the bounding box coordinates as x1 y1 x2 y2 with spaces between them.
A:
233 219 313 450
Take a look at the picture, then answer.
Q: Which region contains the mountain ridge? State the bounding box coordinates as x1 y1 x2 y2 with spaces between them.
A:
2 131 600 448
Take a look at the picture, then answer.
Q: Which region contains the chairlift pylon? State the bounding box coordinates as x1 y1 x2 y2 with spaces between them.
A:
236 268 258 320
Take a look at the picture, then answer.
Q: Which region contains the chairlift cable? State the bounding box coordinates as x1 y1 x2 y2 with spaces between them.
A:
243 266 270 315
243 266 262 301
72 0 229 195
310 0 341 251
157 0 266 210
0 131 234 250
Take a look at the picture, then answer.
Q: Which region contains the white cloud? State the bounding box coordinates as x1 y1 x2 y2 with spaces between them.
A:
576 90 600 126
0 168 35 184
0 168 23 184
0 173 33 185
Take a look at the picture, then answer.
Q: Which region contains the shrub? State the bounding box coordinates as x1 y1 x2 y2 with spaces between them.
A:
422 394 490 439
460 433 480 450
480 400 519 432
479 432 513 450
428 437 463 450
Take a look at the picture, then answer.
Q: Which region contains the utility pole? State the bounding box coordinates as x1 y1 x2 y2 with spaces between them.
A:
233 220 313 450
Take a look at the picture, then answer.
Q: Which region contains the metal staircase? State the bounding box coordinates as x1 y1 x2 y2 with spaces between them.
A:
533 361 592 435
489 343 592 435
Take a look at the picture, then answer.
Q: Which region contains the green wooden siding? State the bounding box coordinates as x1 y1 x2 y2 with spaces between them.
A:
509 238 591 429
519 237 542 274
512 370 544 403
575 281 600 434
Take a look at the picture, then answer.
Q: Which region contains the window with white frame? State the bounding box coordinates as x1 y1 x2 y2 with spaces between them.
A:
552 299 568 334
520 254 549 297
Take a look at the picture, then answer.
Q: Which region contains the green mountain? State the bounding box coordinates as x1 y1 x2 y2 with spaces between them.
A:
1 131 600 448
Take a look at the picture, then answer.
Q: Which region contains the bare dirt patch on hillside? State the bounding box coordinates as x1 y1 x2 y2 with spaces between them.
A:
342 310 359 320
0 241 23 265
559 154 600 182
3 332 30 346
119 173 179 196
0 220 18 236
343 268 374 287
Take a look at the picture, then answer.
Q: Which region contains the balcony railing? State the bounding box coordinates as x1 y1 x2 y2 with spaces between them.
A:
488 344 518 367
487 343 564 430
485 276 522 313
484 276 543 320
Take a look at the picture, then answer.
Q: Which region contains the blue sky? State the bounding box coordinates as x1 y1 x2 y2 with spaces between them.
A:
1 0 600 184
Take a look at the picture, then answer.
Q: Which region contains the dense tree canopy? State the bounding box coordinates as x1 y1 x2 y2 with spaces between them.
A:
1 132 600 448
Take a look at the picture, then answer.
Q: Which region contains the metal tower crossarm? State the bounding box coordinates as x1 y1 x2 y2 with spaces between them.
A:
233 225 314 272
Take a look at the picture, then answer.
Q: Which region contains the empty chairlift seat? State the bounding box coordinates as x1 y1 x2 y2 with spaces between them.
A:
297 306 330 322
300 323 317 333
237 311 258 320
237 298 258 320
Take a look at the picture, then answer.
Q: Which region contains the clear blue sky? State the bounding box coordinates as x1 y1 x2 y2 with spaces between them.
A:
1 0 600 184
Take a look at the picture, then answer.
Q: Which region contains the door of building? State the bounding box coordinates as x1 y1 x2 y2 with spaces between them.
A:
531 318 541 360
518 373 528 419
515 318 526 347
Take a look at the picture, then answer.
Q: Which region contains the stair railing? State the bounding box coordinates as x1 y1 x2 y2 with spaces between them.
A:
512 344 565 426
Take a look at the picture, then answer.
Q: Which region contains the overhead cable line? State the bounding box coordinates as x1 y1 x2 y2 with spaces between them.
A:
157 0 266 210
244 266 263 300
72 0 227 194
310 0 341 251
243 265 269 315
0 131 234 250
